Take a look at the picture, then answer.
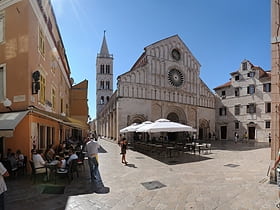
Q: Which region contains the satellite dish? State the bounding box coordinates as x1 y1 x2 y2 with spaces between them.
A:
3 98 12 107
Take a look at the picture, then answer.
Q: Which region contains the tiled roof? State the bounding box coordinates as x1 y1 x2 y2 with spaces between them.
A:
213 81 231 90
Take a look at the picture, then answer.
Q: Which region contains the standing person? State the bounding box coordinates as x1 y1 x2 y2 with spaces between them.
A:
243 131 248 143
86 137 108 193
272 150 280 207
234 132 238 144
0 162 9 210
120 137 128 164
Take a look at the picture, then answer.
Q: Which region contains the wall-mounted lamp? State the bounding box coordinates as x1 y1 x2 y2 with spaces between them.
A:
32 70 40 94
3 98 12 111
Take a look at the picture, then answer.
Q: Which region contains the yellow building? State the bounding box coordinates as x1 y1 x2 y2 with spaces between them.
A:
0 0 88 165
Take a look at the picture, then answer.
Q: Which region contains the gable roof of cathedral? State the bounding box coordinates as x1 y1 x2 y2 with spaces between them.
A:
118 35 200 78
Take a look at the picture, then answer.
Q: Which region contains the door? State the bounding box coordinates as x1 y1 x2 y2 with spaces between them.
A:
248 127 255 140
220 126 227 140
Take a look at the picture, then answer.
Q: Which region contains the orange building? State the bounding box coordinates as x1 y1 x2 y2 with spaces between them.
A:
0 0 89 165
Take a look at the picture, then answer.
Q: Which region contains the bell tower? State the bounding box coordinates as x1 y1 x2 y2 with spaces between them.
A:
96 31 113 116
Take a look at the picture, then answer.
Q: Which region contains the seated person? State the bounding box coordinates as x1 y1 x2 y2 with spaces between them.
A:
32 150 46 174
16 150 24 167
44 145 56 162
66 148 78 165
8 153 18 171
57 154 67 172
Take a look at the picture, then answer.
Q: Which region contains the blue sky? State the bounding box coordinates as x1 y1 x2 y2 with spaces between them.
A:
51 0 270 120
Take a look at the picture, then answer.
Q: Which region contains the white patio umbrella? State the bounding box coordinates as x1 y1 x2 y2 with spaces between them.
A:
136 118 196 133
119 123 139 133
120 121 153 133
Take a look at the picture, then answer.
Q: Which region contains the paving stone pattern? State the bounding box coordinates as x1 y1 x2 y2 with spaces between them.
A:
5 139 279 210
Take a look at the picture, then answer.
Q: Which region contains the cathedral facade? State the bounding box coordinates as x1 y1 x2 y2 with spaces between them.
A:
96 35 215 141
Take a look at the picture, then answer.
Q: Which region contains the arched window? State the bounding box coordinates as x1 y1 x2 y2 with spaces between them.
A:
100 96 104 104
106 96 110 103
106 81 110 89
106 65 110 74
100 64 104 74
100 81 104 89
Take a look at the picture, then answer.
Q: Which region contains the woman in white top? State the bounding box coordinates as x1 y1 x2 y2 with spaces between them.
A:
32 150 46 174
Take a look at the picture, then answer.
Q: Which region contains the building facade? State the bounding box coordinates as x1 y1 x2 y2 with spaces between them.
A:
0 0 88 164
271 0 280 163
96 35 216 141
214 60 271 142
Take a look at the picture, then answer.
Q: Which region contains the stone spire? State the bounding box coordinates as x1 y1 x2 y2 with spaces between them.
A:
99 30 110 57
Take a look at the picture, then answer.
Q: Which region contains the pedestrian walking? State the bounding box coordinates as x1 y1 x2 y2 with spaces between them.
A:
0 162 9 210
234 132 238 143
120 137 128 165
86 137 109 193
272 150 280 207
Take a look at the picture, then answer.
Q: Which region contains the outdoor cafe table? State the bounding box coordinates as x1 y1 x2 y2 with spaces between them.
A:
185 143 195 153
45 160 59 181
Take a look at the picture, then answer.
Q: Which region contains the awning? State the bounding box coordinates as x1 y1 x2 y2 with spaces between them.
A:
0 111 29 137
63 117 89 130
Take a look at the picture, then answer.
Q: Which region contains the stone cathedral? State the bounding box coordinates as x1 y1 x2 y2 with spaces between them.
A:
96 34 215 141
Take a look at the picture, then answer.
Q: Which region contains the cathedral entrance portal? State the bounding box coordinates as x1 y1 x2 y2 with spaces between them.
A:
167 112 179 142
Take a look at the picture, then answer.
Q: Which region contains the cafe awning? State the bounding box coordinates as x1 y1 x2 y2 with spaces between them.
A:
63 117 89 130
0 111 29 137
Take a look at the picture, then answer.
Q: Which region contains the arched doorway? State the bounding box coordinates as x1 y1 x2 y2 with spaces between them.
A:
248 122 256 140
167 112 180 141
167 112 179 122
199 119 209 140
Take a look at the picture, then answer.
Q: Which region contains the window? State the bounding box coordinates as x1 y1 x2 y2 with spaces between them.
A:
247 72 255 78
0 65 5 101
51 88 55 109
60 98 64 113
100 64 104 74
39 125 46 149
38 28 45 56
106 96 110 102
219 107 227 116
100 96 104 104
0 13 4 43
265 121 271 129
234 105 240 115
242 62 247 70
51 55 57 74
235 122 239 129
106 81 110 89
263 83 271 92
100 81 104 89
247 85 255 94
265 102 271 113
235 88 240 97
221 90 226 99
247 103 256 113
235 75 239 81
39 74 46 103
106 65 110 74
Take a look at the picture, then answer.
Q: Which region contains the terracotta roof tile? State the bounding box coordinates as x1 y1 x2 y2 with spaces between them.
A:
213 81 231 90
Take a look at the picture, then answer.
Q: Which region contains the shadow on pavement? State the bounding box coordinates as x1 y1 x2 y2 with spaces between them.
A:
209 140 270 151
5 165 97 210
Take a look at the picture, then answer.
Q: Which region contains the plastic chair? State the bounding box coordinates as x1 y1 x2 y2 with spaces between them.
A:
29 160 47 184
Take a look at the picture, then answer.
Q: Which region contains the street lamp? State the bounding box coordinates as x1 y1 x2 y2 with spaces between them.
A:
3 98 12 111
